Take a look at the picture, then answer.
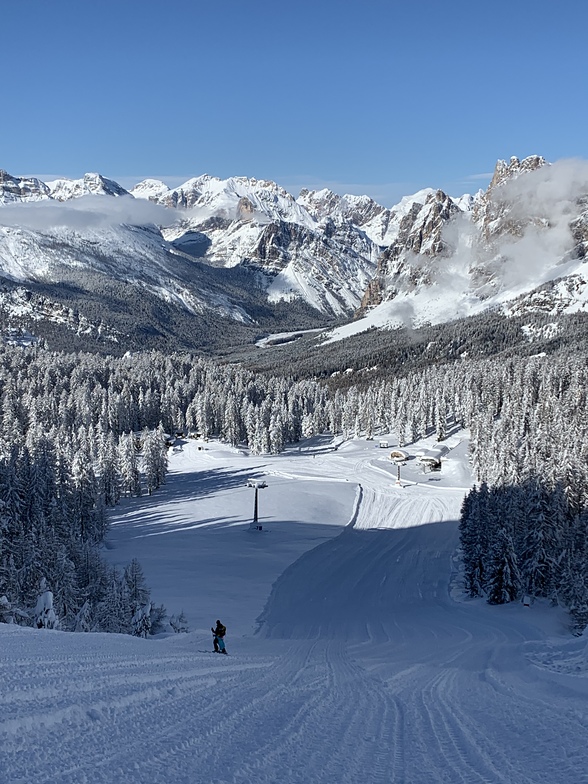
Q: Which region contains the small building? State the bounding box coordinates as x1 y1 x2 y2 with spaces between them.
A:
419 452 442 471
389 449 409 462
379 440 389 448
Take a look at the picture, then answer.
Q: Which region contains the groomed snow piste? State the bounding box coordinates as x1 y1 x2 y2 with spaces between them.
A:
2 434 588 783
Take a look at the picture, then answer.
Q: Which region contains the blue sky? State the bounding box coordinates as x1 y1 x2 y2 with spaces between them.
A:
3 0 587 206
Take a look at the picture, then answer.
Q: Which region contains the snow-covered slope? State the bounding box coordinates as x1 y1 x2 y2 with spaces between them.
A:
0 221 251 323
2 435 587 784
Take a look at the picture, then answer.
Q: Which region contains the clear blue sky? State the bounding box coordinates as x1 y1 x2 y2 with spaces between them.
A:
3 0 587 205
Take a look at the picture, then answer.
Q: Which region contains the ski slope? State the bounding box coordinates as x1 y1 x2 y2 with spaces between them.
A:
2 435 588 783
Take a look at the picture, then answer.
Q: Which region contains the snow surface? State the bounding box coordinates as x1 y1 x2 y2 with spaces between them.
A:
2 434 588 783
255 328 326 348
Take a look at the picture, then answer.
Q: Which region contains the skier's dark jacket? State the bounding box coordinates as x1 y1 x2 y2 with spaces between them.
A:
213 621 226 638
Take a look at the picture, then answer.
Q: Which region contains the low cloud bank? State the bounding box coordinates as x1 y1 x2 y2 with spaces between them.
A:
0 195 179 231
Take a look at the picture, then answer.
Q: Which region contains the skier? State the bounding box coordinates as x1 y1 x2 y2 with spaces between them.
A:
211 619 227 654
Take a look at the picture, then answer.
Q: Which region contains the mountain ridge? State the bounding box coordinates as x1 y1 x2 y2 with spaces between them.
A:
1 156 588 353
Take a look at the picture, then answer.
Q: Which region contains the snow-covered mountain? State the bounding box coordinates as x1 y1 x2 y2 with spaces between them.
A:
0 170 50 203
2 156 588 351
0 170 382 332
328 155 588 340
46 172 130 201
133 174 381 317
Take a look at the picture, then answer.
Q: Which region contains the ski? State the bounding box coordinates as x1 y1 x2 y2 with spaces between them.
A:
197 649 229 654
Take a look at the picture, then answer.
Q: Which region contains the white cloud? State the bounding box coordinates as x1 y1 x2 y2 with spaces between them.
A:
439 158 588 298
463 172 494 181
0 194 179 231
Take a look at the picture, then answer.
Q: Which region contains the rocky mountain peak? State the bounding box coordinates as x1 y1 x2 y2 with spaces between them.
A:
47 173 130 201
130 179 170 202
357 189 462 312
157 180 203 209
0 170 50 203
297 189 341 221
472 155 549 242
489 155 547 190
297 188 385 228
5 156 587 343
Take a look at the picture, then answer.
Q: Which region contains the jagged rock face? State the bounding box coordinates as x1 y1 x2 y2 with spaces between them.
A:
0 171 50 203
157 178 204 209
249 219 375 272
297 188 342 221
155 176 380 315
347 155 588 334
151 175 310 224
364 190 461 307
388 192 457 259
244 218 377 315
471 156 548 242
357 277 385 315
0 170 129 204
354 156 565 317
569 197 588 260
488 155 546 190
298 189 385 227
250 221 309 271
237 196 255 220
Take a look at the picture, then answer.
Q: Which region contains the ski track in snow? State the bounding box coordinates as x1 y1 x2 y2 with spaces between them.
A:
3 437 588 783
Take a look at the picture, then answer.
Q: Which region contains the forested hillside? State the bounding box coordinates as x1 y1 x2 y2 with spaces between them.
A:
1 338 587 633
239 310 588 383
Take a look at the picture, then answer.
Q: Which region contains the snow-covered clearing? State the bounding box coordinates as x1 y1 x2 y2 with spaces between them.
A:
2 434 588 783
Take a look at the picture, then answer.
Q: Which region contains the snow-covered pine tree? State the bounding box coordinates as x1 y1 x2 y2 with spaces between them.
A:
118 433 142 497
519 478 558 599
486 520 520 605
34 577 59 629
124 558 150 613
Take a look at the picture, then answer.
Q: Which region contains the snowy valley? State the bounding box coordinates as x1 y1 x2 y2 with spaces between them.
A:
2 156 588 783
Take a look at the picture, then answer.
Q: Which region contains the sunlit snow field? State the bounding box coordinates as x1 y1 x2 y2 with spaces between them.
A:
2 433 588 784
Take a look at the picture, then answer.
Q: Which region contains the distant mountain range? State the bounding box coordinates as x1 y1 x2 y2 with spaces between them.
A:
1 156 587 353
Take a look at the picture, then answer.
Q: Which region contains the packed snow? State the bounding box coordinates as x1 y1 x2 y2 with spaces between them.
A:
2 434 588 783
